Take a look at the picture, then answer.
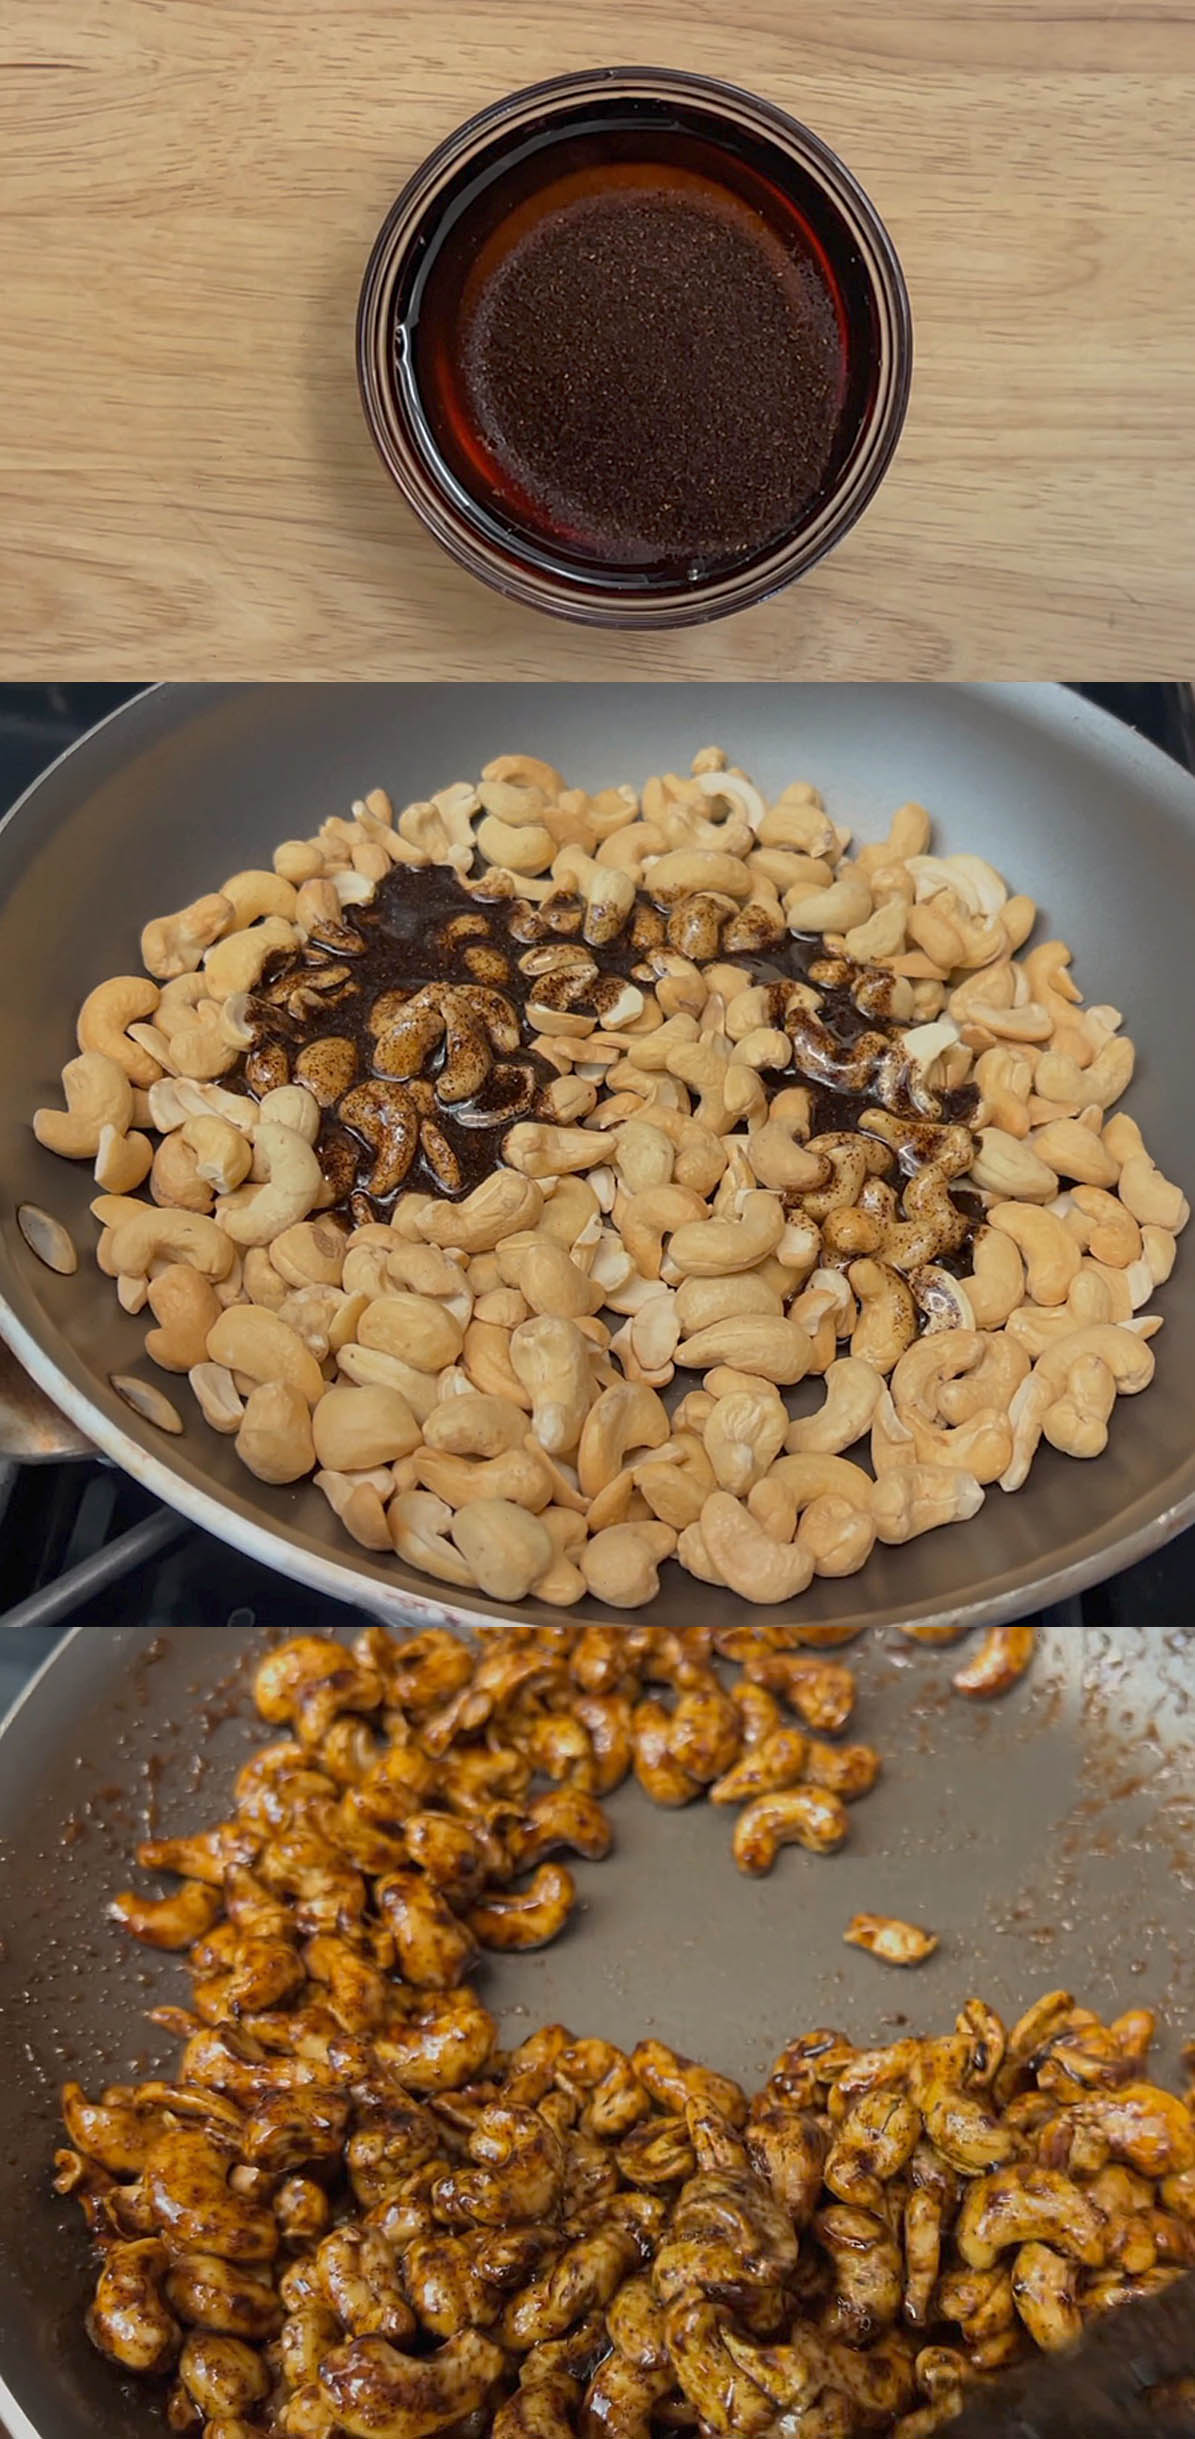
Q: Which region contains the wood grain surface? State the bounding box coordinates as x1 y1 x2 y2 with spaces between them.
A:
1 1 1193 679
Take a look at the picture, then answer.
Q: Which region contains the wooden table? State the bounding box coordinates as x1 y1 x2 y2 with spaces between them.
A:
2 1 1192 679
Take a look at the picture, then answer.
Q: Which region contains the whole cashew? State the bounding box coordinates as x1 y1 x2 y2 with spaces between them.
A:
110 1207 236 1282
509 1316 596 1454
207 1305 325 1405
889 1338 1013 1483
236 1382 317 1482
318 2329 506 2439
449 1502 554 1603
87 2238 181 2373
668 1190 785 1278
312 1386 421 1471
786 1359 881 1455
988 1203 1080 1306
34 1050 134 1157
870 1464 986 1542
699 1491 813 1604
216 1122 323 1247
848 1259 918 1374
620 1185 708 1279
704 1390 788 1494
578 1382 670 1496
77 976 164 1086
145 1264 222 1372
581 1522 676 1608
675 1316 814 1386
141 895 232 981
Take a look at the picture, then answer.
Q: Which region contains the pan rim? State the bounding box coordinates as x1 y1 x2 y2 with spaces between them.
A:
2 681 1193 1634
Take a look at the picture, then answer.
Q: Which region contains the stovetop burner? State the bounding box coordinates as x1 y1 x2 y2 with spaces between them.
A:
2 684 1192 1712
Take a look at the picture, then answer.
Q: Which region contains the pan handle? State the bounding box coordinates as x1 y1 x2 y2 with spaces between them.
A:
0 1334 93 1463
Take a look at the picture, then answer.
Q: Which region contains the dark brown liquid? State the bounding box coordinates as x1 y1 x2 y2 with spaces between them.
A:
240 860 980 1268
403 106 863 581
457 179 842 566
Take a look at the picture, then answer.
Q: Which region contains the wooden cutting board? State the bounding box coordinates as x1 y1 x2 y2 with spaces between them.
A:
1 0 1192 680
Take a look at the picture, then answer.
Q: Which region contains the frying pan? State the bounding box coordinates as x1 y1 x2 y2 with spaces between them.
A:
1 683 1193 1636
0 1619 1192 2439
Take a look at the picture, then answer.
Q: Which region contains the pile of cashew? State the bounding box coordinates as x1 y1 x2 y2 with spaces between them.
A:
29 748 1187 1613
60 1640 1195 2439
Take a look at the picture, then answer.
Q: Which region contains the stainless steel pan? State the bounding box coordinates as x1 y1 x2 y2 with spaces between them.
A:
0 1620 1192 2439
1 683 1194 1635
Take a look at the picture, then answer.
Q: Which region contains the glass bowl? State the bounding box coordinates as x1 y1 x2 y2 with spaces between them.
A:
357 66 912 628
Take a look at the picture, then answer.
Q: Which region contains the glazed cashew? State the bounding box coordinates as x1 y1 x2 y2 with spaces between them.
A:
318 2329 506 2439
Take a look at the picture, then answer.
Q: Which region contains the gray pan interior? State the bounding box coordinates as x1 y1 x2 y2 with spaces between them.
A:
1 684 1194 1635
0 1621 1193 2439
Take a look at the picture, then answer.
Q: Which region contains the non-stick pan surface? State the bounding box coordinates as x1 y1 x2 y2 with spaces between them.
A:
0 1622 1192 2439
1 684 1194 1633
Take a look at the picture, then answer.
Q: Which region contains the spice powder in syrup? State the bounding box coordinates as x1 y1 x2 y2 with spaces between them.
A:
453 168 847 571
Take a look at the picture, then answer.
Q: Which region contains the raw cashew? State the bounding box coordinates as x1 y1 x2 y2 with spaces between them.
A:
497 1232 603 1319
110 1207 236 1282
77 977 164 1086
359 1294 464 1373
202 916 295 998
1117 1154 1190 1232
35 1051 133 1157
675 1316 812 1387
581 1523 676 1608
141 895 232 980
700 1492 814 1604
207 1305 325 1405
422 1392 529 1459
450 1502 555 1603
621 1185 708 1279
504 1124 610 1177
388 1490 476 1587
668 1191 786 1278
509 1317 595 1455
312 1386 421 1471
786 1360 881 1454
183 1113 253 1194
703 1390 788 1494
236 1382 316 1483
970 1129 1059 1202
216 1123 323 1246
578 1382 670 1495
145 1264 222 1372
870 1465 985 1542
848 1260 918 1374
988 1204 1080 1305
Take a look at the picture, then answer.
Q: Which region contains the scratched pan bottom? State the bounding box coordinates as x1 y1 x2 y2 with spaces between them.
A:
0 1621 1192 2439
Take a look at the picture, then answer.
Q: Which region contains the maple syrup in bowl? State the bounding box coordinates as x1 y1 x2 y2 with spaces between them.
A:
357 68 912 627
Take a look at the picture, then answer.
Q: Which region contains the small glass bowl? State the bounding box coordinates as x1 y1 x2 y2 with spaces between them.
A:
357 66 912 629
